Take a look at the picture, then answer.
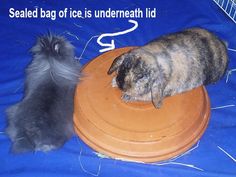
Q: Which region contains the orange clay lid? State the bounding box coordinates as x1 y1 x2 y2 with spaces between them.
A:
73 47 210 162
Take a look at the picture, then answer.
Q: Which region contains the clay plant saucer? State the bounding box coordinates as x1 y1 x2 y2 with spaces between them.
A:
73 47 210 163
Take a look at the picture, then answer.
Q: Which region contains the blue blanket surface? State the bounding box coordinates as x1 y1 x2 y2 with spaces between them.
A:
1 0 236 176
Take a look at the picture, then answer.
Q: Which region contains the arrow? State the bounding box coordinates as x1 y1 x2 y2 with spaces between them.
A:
97 19 138 53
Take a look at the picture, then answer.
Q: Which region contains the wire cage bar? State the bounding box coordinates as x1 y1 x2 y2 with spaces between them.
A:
213 0 236 23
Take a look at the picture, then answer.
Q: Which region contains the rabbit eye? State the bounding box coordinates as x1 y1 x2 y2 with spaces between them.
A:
137 73 144 79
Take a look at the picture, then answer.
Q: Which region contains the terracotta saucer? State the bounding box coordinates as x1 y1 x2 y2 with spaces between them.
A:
73 47 210 162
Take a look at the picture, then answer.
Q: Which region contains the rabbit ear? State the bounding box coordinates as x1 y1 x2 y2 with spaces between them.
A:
107 55 125 75
151 82 163 109
150 68 166 109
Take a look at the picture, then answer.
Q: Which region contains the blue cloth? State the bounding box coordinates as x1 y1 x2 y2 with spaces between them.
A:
1 0 236 176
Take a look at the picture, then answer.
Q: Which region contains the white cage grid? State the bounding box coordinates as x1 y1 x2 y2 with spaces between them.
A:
213 0 236 23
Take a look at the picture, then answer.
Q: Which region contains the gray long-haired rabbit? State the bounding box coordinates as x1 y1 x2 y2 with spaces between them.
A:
108 28 228 108
6 34 81 153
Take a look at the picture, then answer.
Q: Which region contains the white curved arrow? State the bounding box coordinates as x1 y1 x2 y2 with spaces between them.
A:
97 19 138 53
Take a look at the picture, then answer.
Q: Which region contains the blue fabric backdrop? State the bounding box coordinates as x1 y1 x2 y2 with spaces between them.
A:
1 0 236 176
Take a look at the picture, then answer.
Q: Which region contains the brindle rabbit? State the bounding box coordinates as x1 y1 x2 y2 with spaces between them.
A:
108 28 228 108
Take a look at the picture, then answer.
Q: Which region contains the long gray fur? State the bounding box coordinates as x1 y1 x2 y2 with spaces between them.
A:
6 34 81 153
